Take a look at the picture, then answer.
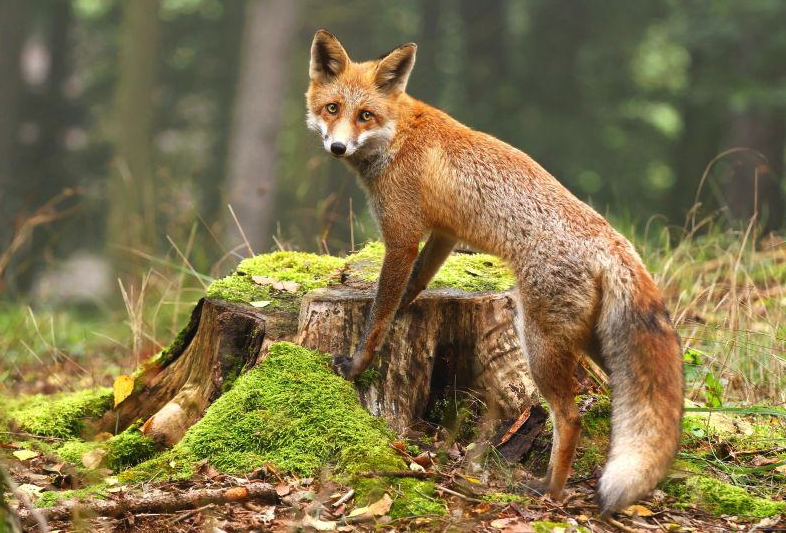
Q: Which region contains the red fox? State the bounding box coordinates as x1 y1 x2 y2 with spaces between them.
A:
306 30 683 514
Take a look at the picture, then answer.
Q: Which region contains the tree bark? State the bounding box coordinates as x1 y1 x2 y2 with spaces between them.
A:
97 298 297 445
102 260 538 445
18 482 277 525
222 0 300 253
297 287 536 433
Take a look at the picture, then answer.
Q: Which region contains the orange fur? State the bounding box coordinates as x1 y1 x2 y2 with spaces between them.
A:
305 30 684 514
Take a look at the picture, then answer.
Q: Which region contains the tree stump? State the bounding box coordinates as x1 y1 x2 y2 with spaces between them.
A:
97 298 298 445
102 247 538 446
297 287 536 433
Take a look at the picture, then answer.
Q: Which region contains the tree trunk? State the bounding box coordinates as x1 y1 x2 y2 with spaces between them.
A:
297 288 536 433
108 0 161 267
0 0 27 248
102 280 537 445
222 0 300 253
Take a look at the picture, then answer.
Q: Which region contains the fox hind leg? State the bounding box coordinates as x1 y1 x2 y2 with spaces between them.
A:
524 325 581 500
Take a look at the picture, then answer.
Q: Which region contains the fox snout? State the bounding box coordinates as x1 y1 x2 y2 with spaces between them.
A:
330 142 346 155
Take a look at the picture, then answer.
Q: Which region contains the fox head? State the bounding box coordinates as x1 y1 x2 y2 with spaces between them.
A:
306 30 416 159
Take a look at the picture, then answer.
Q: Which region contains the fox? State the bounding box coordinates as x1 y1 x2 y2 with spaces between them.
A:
305 29 684 515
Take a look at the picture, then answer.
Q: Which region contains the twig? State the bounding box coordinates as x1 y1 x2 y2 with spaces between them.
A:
0 431 68 442
17 482 277 525
332 489 354 507
169 503 215 524
436 485 483 503
227 203 254 256
604 515 638 533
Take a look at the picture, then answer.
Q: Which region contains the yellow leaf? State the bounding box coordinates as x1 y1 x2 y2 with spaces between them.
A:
113 374 135 407
250 300 271 308
12 450 39 461
623 504 654 517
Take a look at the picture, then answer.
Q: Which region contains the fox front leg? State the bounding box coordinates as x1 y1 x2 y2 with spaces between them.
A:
332 241 420 380
399 233 457 310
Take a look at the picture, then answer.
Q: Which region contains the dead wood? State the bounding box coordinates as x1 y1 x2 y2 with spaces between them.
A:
18 482 277 525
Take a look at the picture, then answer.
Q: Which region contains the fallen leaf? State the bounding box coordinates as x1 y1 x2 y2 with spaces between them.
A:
367 493 392 516
302 514 337 531
12 449 40 461
250 300 271 308
251 276 300 293
348 505 370 518
622 504 654 517
275 483 292 497
17 484 44 499
82 448 106 469
409 461 426 472
113 374 135 407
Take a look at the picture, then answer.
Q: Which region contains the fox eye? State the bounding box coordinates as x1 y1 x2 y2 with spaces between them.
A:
359 110 373 122
325 103 339 114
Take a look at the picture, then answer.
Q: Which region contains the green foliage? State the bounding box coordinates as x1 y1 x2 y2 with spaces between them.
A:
2 388 112 439
123 342 404 481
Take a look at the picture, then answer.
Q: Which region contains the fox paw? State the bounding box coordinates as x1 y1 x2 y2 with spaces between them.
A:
523 477 551 496
330 354 355 379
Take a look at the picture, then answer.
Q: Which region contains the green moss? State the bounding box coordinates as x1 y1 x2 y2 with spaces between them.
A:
36 485 107 509
123 342 404 482
55 439 102 465
674 476 786 517
347 241 515 292
355 368 381 390
482 492 528 503
532 522 589 533
3 388 112 439
573 444 603 475
104 426 159 471
206 251 344 309
389 479 446 518
579 395 611 438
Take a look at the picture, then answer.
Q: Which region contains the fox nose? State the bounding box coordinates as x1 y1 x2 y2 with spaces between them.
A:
330 142 347 155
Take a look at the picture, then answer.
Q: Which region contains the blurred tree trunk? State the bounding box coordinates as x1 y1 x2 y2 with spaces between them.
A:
670 52 724 224
721 32 786 231
0 0 26 224
724 110 785 231
222 0 300 253
108 0 161 267
459 0 506 134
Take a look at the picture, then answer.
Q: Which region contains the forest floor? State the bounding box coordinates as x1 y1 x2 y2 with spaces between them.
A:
2 228 786 532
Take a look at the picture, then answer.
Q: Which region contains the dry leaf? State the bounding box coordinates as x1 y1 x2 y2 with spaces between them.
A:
302 514 337 531
622 504 654 517
250 300 271 308
367 493 392 516
409 461 426 472
251 275 300 293
82 448 106 469
17 484 44 499
113 374 135 407
12 449 40 461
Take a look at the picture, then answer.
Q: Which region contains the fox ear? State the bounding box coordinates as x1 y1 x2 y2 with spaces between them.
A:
375 43 417 94
310 30 349 83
